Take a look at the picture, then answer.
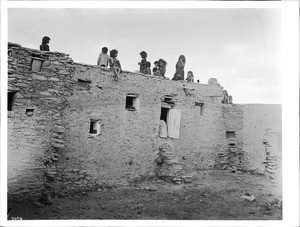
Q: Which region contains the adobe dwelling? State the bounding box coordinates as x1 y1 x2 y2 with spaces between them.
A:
7 42 282 203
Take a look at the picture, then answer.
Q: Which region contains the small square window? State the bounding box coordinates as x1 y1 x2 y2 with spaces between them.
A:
31 59 43 72
226 131 236 139
78 79 91 88
89 120 100 136
125 94 139 111
26 108 34 116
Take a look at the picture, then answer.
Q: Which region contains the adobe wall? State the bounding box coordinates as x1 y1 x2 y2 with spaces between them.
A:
8 43 236 201
7 42 281 203
241 104 282 179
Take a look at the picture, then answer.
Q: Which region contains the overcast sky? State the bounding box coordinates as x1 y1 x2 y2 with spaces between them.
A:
7 8 281 104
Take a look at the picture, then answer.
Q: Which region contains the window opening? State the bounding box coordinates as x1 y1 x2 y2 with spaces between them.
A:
8 92 15 111
26 108 34 116
160 107 169 123
195 102 204 116
78 79 91 87
164 97 174 104
31 58 43 72
89 120 100 135
125 94 139 111
226 131 236 139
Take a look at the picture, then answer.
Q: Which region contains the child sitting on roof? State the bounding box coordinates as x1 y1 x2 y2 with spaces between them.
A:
108 49 122 81
186 71 194 82
40 36 50 51
145 61 151 75
158 59 167 77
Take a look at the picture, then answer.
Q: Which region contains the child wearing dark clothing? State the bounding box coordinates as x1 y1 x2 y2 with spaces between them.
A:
153 61 160 76
158 59 167 77
138 51 147 74
172 55 186 81
40 36 50 51
153 67 159 76
97 47 109 67
108 49 122 81
145 62 151 75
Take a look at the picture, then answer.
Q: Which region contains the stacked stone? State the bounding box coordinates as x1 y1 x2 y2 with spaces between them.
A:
39 121 66 205
156 143 184 184
263 139 278 179
215 145 245 171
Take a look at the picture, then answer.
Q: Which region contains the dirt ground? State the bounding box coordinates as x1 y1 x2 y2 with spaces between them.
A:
8 170 282 220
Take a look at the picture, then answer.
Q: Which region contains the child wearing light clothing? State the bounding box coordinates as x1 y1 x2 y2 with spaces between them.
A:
97 47 109 67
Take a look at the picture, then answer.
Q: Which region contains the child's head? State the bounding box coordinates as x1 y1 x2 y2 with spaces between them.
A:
110 49 118 58
187 71 193 76
179 55 186 63
140 51 147 59
154 61 158 67
102 47 108 54
42 36 50 44
158 59 167 66
146 61 151 68
153 68 158 73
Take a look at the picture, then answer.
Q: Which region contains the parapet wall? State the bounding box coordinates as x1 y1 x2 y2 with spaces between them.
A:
7 43 281 203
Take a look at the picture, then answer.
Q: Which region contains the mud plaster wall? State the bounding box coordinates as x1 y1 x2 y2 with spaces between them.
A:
8 43 235 200
62 63 228 185
241 104 282 176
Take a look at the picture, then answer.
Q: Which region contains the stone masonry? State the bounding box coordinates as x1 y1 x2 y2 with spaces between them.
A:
7 43 282 203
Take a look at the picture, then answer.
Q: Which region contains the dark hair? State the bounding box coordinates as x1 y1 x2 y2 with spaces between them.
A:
42 36 50 44
158 59 167 66
179 55 186 63
110 49 118 58
102 47 108 53
153 68 158 72
146 61 151 67
140 51 147 58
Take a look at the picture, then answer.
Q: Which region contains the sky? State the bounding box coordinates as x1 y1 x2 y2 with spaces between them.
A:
7 7 281 104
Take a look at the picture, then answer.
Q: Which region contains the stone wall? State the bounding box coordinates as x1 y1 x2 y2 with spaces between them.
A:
241 104 282 177
7 43 232 202
7 42 281 203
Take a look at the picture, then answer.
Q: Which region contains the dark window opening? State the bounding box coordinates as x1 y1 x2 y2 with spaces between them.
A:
226 131 236 139
89 120 98 134
125 94 138 111
26 109 34 116
164 97 174 104
8 92 15 111
160 107 169 123
195 102 204 116
78 79 91 87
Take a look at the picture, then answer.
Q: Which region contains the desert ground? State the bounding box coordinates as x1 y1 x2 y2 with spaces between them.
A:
8 169 282 220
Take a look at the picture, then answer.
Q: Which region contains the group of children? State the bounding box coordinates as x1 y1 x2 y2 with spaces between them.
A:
97 47 122 80
97 47 196 83
39 36 196 83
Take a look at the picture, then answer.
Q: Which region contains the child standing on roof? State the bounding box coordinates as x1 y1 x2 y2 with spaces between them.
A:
108 49 122 81
172 55 186 81
97 47 109 67
138 51 147 74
